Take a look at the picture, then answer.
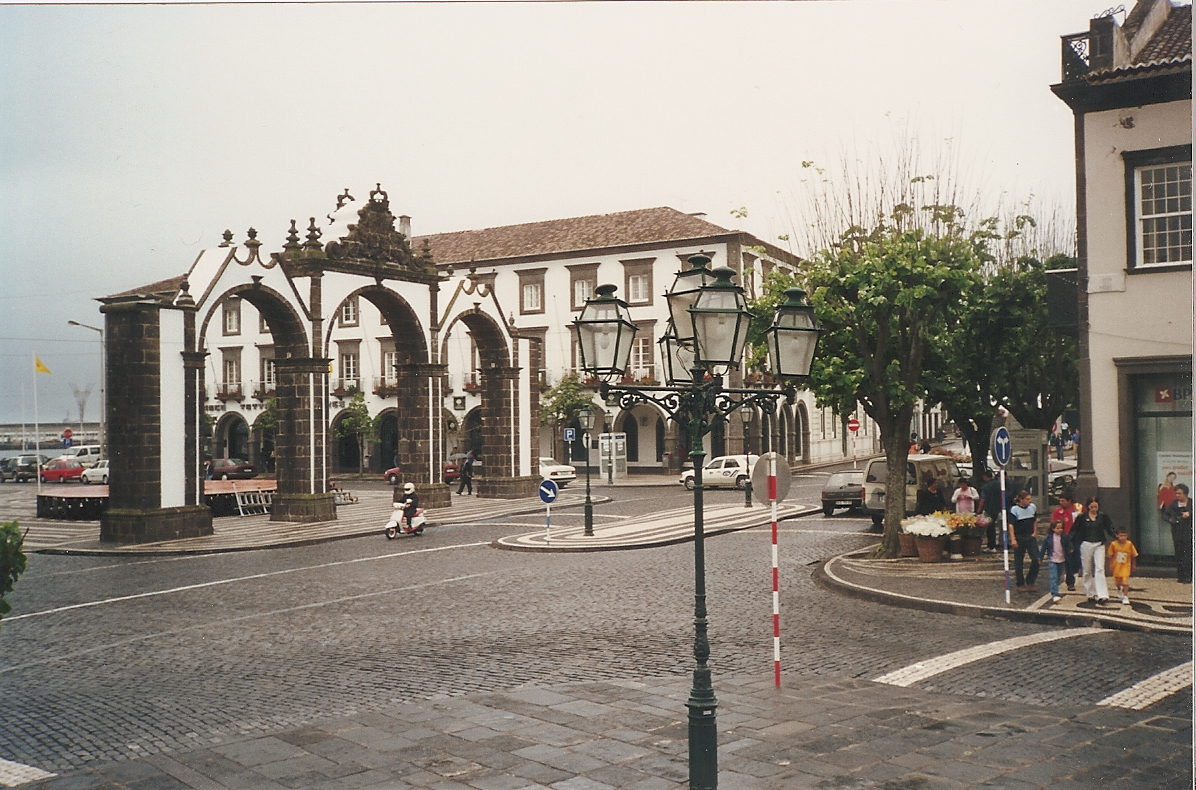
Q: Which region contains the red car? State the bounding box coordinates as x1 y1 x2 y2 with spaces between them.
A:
382 466 403 485
41 457 85 483
209 458 257 480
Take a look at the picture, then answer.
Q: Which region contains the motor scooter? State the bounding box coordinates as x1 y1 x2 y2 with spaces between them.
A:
384 502 426 539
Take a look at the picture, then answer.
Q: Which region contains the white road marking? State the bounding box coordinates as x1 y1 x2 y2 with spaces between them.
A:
1 572 497 675
874 628 1107 687
0 757 56 787
1098 662 1193 710
5 541 490 623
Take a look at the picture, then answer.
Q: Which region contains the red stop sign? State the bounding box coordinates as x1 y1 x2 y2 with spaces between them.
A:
847 418 860 433
63 428 73 439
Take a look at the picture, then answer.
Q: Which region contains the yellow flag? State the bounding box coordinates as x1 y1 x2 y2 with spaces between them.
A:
34 356 51 375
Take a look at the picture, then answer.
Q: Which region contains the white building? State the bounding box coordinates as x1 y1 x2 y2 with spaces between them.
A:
201 205 881 478
1052 0 1193 562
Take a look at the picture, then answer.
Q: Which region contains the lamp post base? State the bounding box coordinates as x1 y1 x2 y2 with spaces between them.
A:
686 691 718 789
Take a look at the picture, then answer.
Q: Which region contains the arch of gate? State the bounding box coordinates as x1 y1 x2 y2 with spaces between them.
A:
97 184 445 543
439 285 540 499
321 281 450 506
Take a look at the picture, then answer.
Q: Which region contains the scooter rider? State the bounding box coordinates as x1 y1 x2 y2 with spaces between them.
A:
395 482 419 530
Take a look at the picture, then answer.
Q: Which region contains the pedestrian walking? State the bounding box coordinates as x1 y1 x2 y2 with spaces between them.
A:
951 477 979 515
1106 527 1138 605
1072 496 1115 603
976 470 1002 551
457 450 474 495
1051 492 1083 591
1163 483 1193 583
1008 490 1039 592
1038 519 1073 602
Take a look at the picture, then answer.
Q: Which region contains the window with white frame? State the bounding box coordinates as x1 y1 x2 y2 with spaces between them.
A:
223 356 240 385
222 300 241 336
629 336 654 381
568 263 599 310
383 350 398 384
573 277 594 307
517 268 546 315
340 297 359 327
1125 146 1193 269
340 353 359 388
262 357 276 389
621 258 654 305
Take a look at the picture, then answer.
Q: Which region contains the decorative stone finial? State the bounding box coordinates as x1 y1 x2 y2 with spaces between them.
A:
336 188 354 209
304 217 323 250
283 220 302 253
176 279 194 306
219 229 234 247
369 183 389 209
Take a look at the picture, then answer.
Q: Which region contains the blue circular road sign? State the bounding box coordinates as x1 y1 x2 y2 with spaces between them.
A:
539 480 559 503
992 427 1012 468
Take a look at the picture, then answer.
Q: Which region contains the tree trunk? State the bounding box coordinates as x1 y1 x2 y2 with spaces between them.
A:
876 406 916 558
358 431 365 477
957 413 994 479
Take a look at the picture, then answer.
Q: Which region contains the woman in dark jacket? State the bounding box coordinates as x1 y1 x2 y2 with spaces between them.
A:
1072 497 1115 603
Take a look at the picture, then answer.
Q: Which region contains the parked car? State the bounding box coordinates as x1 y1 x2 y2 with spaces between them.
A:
41 457 85 483
444 453 469 483
8 455 49 483
679 455 760 490
860 454 962 527
209 458 256 480
539 457 576 486
0 458 17 483
61 444 103 468
81 459 109 485
821 469 864 516
382 466 403 485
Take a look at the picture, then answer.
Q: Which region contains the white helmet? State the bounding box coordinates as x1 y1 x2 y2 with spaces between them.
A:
403 482 415 494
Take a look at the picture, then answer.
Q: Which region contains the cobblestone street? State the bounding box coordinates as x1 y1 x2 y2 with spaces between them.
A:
0 480 1191 788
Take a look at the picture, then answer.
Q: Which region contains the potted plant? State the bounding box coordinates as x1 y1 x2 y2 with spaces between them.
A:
900 513 952 562
948 513 983 557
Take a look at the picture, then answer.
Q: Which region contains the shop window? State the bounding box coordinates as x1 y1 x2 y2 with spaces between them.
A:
1133 372 1193 557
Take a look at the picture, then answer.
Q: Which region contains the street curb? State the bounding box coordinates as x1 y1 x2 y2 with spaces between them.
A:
34 496 614 557
491 505 822 552
814 546 1192 636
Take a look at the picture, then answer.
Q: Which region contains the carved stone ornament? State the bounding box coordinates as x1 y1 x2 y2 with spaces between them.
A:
325 183 429 273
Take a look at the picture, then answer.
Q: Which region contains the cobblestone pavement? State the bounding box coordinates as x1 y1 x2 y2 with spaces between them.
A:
0 486 1190 788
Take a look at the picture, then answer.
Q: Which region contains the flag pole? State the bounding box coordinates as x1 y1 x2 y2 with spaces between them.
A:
34 352 41 493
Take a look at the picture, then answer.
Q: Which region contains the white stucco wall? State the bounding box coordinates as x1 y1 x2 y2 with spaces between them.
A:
1084 100 1194 487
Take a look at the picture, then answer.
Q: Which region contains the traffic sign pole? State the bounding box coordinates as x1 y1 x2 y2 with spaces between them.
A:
992 427 1013 604
539 480 560 546
848 418 860 468
769 452 780 687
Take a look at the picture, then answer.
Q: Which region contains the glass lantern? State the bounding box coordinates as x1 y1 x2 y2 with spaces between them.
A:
688 266 751 374
573 284 637 380
765 287 820 379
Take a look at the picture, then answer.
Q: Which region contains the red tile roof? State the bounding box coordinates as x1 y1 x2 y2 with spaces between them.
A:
412 207 737 266
1133 3 1192 64
104 274 187 301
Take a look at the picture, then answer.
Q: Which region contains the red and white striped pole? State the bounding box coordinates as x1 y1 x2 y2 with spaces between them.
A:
769 452 781 687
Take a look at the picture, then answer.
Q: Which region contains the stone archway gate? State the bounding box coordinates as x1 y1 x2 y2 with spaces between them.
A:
98 185 540 544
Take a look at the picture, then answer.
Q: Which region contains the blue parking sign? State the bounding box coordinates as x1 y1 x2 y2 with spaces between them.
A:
564 428 576 443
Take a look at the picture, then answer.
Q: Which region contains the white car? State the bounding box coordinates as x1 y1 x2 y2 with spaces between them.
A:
679 455 760 490
81 459 109 485
539 457 576 485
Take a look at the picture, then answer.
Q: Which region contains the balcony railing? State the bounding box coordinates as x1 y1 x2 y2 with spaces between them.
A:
1061 32 1090 82
373 376 398 398
251 380 276 400
332 378 360 397
216 382 243 401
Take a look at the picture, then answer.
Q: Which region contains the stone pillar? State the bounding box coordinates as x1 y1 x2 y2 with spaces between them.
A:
99 301 212 543
476 364 538 499
272 356 336 522
397 362 451 508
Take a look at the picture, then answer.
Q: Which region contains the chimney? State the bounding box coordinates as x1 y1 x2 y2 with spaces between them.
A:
399 215 412 238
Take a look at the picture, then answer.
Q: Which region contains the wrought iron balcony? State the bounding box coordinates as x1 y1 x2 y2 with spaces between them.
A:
1062 32 1091 82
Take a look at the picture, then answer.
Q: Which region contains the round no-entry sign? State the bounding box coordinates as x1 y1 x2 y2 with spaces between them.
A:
63 428 73 439
847 418 860 433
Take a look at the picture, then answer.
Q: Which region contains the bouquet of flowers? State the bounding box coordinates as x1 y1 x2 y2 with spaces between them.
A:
900 513 953 538
946 512 979 539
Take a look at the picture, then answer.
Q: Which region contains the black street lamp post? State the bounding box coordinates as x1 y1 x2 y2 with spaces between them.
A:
740 404 754 507
574 255 820 790
579 408 595 536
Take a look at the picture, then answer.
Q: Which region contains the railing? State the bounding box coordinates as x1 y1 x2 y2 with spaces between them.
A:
332 378 360 397
1061 32 1090 82
250 380 276 400
373 376 398 397
216 382 243 401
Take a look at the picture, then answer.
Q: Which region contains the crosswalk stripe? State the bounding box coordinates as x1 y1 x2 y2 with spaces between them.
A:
0 757 56 787
873 628 1106 687
1097 661 1193 710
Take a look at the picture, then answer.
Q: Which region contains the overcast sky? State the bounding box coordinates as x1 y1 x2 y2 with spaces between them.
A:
0 0 1096 426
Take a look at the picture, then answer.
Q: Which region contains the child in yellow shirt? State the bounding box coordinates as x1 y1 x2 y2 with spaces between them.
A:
1106 528 1139 605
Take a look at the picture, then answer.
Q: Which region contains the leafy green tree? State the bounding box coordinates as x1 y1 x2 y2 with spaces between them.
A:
541 373 598 463
335 392 376 477
1 521 26 632
806 210 983 556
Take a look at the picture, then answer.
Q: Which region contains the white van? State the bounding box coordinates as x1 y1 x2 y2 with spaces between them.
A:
860 454 961 528
61 445 103 468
